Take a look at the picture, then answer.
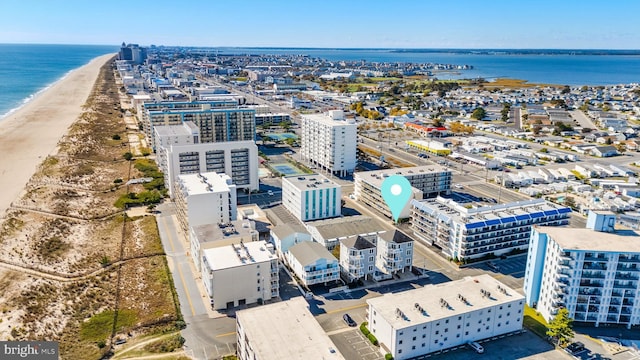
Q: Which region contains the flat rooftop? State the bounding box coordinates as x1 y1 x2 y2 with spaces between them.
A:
303 113 356 127
283 173 340 191
356 165 450 189
237 297 345 360
191 220 256 245
535 225 640 253
154 123 193 137
203 240 275 271
367 274 524 329
177 172 233 196
307 215 386 240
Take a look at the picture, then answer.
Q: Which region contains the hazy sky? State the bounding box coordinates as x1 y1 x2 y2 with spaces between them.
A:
1 0 639 49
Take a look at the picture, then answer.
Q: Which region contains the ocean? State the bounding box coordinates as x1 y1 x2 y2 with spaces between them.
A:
0 44 118 119
217 47 640 86
2 45 640 120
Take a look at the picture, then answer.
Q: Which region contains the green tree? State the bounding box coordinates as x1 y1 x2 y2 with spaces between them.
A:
123 152 133 161
546 308 574 347
471 107 486 120
561 85 571 94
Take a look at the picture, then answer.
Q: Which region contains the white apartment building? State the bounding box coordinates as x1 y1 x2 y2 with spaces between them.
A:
282 174 342 222
300 110 356 177
236 297 346 360
367 275 524 360
525 211 640 328
201 240 278 310
286 241 340 286
154 121 200 150
155 132 258 197
376 230 414 275
410 197 571 261
354 166 452 220
174 172 237 234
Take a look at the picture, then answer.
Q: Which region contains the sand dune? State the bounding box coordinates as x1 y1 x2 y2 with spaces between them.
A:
0 53 115 217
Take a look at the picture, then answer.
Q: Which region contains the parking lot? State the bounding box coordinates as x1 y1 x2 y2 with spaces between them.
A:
330 329 383 360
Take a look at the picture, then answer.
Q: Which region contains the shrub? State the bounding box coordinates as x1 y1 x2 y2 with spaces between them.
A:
360 322 370 336
385 354 394 360
113 178 123 184
123 152 133 161
367 333 379 346
112 134 121 140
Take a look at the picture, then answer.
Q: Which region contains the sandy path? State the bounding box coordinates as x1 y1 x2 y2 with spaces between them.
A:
0 53 115 217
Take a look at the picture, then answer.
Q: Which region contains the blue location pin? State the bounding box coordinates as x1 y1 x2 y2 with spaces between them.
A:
381 175 413 222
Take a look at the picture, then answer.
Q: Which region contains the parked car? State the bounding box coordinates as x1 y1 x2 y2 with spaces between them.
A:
343 313 357 327
468 341 484 354
565 342 585 355
267 190 274 196
487 261 500 271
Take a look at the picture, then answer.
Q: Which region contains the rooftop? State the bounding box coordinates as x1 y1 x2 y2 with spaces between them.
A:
191 220 256 244
366 275 524 329
271 223 309 240
177 172 234 196
356 165 450 189
154 121 199 137
236 297 345 360
307 215 386 240
535 225 640 253
379 230 413 244
341 235 376 250
203 240 275 271
302 112 356 127
288 241 336 267
283 173 340 191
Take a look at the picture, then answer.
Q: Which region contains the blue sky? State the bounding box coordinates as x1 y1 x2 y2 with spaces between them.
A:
1 0 639 49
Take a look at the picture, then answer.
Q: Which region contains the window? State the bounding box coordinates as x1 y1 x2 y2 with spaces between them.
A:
434 340 438 344
457 325 461 329
445 328 448 333
398 350 402 354
498 323 501 327
465 331 469 336
399 331 403 336
422 343 426 347
257 287 260 291
412 346 416 350
435 330 439 335
486 326 490 330
399 340 403 345
457 334 460 338
412 337 416 341
445 319 449 324
422 334 426 338
458 316 462 320
413 328 417 332
444 337 448 341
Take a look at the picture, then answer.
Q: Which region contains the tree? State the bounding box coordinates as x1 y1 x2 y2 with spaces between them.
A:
540 148 549 153
546 308 574 347
123 152 133 161
561 85 571 94
471 107 486 120
563 196 577 210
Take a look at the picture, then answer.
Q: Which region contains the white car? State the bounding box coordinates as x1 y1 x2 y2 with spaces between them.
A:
454 184 464 189
468 341 484 354
267 190 274 196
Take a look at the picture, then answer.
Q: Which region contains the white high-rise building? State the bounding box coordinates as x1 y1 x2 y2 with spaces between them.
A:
367 274 524 360
174 172 237 234
525 211 640 328
201 240 278 310
300 110 356 177
282 174 341 222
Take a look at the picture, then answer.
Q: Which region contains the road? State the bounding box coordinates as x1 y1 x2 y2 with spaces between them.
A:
570 110 597 130
155 203 237 360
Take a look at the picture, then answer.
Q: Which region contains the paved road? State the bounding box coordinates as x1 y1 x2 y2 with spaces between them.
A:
156 203 237 360
570 110 598 130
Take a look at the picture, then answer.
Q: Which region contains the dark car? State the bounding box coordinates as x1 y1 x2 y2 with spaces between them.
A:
566 342 585 354
343 313 357 327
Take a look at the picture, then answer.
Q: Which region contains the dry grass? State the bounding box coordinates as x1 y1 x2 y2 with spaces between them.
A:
0 59 180 360
476 78 560 89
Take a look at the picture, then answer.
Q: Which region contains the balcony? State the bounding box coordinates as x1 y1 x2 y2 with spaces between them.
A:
581 271 605 279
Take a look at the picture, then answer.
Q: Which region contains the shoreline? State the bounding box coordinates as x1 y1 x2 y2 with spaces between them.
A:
0 68 76 120
0 53 115 217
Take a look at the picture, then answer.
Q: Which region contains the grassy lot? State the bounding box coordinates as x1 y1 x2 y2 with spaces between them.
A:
479 78 560 89
524 305 550 339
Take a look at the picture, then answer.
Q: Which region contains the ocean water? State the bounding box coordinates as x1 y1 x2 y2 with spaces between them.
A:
0 44 118 119
218 47 640 86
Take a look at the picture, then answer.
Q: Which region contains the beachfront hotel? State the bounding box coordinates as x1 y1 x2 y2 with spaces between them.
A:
136 100 250 148
154 122 258 197
410 197 571 261
300 110 356 177
524 211 640 328
236 297 346 360
174 172 237 234
281 173 342 222
354 165 452 220
367 274 524 360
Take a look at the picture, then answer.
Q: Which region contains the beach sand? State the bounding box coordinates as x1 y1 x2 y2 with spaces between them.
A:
0 53 115 217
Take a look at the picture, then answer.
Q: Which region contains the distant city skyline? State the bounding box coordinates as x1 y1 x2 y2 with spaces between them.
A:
1 0 640 49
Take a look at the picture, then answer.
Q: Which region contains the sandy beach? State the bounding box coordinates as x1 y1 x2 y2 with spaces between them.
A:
0 53 114 217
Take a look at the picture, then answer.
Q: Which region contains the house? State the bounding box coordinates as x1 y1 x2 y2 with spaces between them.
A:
591 146 618 158
270 223 312 257
376 230 414 275
339 235 377 282
286 241 340 286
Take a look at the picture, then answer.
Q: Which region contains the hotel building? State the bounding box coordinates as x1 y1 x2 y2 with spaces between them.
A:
525 211 640 328
367 274 524 360
236 297 345 360
410 197 570 261
155 123 258 197
174 172 237 234
300 110 356 177
201 240 278 310
354 165 452 220
282 174 342 222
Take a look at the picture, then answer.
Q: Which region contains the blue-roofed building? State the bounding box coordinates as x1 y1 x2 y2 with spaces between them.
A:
410 197 571 261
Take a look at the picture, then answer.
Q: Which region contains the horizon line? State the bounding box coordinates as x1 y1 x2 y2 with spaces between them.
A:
1 42 640 52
